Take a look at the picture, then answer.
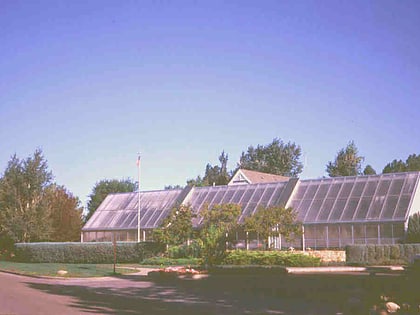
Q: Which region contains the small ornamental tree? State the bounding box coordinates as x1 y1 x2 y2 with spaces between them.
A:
199 203 241 266
152 204 194 246
244 205 301 249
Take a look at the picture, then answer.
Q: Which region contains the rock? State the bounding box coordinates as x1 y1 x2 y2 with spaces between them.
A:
57 270 68 276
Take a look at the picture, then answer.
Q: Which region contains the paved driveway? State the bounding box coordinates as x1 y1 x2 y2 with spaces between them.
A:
0 271 415 315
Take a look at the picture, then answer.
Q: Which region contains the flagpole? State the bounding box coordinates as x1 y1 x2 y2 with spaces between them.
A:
137 154 141 243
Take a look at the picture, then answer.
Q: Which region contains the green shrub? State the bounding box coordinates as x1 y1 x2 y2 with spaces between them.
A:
346 244 420 265
167 241 202 259
140 257 201 266
222 250 321 267
14 242 165 263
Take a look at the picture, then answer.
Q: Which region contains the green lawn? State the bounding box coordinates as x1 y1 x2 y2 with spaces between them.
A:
0 261 139 277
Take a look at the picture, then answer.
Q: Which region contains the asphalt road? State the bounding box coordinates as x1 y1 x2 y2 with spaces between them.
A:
0 271 416 315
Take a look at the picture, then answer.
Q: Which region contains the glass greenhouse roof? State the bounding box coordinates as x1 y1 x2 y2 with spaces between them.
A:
83 189 185 231
82 172 420 231
288 172 420 224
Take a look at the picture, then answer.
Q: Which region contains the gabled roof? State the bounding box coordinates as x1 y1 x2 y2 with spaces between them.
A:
228 169 290 185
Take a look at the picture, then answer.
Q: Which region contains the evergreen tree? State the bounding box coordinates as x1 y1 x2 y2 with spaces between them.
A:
326 141 364 177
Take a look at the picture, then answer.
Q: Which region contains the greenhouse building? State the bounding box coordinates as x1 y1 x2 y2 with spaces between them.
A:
82 171 420 249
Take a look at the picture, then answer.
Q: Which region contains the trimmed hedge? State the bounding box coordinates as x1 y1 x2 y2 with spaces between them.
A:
222 250 321 267
346 244 420 265
14 242 165 263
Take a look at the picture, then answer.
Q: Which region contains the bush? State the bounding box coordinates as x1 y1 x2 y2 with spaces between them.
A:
14 242 165 263
346 244 420 265
167 241 202 259
222 250 321 267
0 235 15 261
140 257 201 266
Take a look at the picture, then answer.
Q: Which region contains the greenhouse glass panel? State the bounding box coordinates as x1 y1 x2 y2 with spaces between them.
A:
305 199 323 221
294 183 309 199
261 186 276 203
380 196 399 219
380 224 393 238
304 225 316 239
317 199 335 221
354 196 373 220
353 224 365 244
366 224 378 238
314 183 329 199
240 188 255 205
403 174 418 194
326 182 342 199
340 224 352 241
394 195 412 219
303 184 318 200
367 196 386 220
329 199 347 221
191 190 209 208
393 223 405 239
141 208 156 227
351 181 366 198
210 189 227 206
338 182 354 199
121 212 136 229
342 198 360 220
364 180 379 196
231 188 247 203
221 189 236 204
297 199 312 221
251 187 265 203
377 180 391 196
389 179 404 196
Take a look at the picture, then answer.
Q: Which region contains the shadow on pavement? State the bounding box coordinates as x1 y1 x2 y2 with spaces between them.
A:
25 273 418 315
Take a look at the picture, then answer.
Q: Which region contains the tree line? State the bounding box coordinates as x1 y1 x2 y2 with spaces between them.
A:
181 138 420 188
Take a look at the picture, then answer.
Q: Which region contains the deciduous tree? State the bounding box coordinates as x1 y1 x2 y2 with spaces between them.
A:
244 205 300 249
199 203 241 266
239 138 303 177
0 149 53 242
46 185 83 242
152 204 194 245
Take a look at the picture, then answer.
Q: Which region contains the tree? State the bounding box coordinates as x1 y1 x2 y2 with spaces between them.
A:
383 159 407 174
238 138 303 177
152 204 194 245
244 205 300 249
326 141 364 177
406 212 420 243
0 149 53 242
85 178 136 223
198 203 241 266
383 154 420 174
46 185 83 242
187 151 230 187
363 165 377 175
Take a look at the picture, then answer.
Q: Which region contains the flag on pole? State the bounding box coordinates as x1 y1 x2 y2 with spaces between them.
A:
136 155 141 167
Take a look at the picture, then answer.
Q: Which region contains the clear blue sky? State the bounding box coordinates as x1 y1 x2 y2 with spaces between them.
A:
1 0 419 209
